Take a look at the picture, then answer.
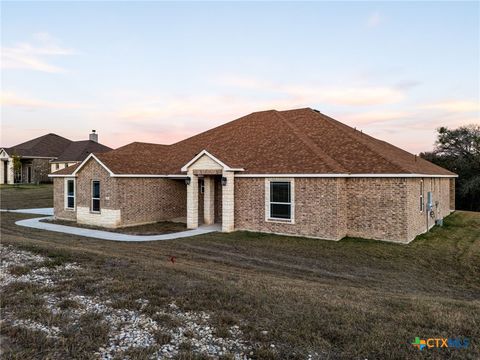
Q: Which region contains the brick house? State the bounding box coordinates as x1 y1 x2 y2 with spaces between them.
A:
50 108 456 243
0 131 111 184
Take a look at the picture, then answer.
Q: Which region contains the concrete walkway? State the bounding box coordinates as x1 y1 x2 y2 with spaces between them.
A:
14 216 221 242
1 208 54 216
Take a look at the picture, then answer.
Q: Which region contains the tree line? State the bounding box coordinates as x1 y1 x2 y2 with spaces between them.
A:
420 125 480 212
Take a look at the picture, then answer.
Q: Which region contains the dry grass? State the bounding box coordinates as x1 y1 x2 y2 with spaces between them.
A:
0 184 53 209
1 209 479 358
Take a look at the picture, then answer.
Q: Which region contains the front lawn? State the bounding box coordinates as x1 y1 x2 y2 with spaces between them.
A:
0 184 53 209
1 210 479 359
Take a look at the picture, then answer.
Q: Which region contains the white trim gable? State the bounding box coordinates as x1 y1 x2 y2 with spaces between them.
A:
72 154 114 176
0 148 10 159
181 150 244 172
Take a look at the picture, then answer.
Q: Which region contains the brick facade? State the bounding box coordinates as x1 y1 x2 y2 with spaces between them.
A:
54 158 186 227
53 177 76 221
406 177 452 242
234 177 454 243
52 157 455 243
345 178 408 242
234 178 347 240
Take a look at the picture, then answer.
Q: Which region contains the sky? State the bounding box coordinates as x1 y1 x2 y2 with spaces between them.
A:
1 1 479 154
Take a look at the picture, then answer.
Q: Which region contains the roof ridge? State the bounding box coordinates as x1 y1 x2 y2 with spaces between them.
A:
311 109 410 174
274 111 348 173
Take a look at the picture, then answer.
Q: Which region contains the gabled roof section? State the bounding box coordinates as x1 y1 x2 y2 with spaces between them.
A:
181 150 244 172
48 108 456 177
53 140 112 162
49 163 81 176
6 133 72 158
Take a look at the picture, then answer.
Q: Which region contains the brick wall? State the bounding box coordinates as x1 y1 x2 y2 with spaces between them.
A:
345 178 408 242
115 177 186 226
406 177 452 242
234 178 346 240
235 177 453 243
53 178 76 221
68 158 186 227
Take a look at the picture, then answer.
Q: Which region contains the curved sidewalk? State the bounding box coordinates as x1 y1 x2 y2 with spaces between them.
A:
15 216 221 242
1 208 54 215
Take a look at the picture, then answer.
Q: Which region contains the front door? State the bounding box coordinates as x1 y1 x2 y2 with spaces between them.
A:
3 161 7 183
27 166 32 183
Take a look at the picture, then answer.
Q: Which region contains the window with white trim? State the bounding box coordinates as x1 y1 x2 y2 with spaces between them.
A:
419 179 424 212
92 180 100 212
269 181 292 220
65 179 75 209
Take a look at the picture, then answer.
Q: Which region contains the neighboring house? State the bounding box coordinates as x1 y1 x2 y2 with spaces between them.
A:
50 108 456 243
1 131 111 184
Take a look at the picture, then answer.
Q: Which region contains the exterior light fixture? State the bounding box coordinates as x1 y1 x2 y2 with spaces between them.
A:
221 176 227 186
185 177 191 186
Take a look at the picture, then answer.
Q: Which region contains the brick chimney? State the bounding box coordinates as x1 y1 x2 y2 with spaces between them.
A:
89 130 98 143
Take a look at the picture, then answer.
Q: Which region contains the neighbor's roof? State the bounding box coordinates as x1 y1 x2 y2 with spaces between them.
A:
52 140 112 162
4 133 72 158
54 108 455 176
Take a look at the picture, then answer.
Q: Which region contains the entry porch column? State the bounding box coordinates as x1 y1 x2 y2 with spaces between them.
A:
186 171 199 229
222 171 234 232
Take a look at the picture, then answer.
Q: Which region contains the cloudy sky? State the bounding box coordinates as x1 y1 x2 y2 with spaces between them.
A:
1 1 479 153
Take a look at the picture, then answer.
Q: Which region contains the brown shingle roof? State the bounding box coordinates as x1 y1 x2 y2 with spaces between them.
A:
5 133 72 158
53 140 112 162
60 108 455 176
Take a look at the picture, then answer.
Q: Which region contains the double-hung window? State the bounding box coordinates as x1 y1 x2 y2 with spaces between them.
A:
66 179 75 209
92 180 100 212
269 181 293 221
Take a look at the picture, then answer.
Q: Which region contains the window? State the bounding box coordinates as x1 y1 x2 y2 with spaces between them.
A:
269 181 292 220
56 163 60 170
92 180 100 212
199 179 205 194
419 179 424 212
66 179 75 209
64 163 68 168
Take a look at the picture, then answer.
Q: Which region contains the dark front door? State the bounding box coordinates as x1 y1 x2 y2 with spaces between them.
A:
27 166 32 183
3 161 7 183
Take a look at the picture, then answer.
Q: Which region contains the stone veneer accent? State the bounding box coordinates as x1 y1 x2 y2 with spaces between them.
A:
77 206 121 228
222 171 235 232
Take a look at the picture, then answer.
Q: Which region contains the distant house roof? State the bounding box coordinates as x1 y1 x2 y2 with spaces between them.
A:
52 140 112 162
4 133 72 158
2 133 112 162
53 108 456 177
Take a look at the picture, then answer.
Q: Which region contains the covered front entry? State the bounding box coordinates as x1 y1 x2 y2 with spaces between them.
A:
183 151 237 233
